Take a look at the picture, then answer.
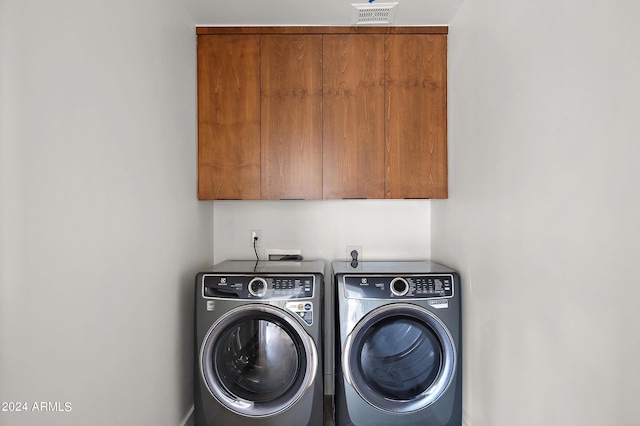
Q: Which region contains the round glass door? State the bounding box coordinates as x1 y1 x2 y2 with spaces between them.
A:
201 305 317 417
343 303 456 413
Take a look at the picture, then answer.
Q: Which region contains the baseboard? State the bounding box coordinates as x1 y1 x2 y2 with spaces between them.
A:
180 405 194 426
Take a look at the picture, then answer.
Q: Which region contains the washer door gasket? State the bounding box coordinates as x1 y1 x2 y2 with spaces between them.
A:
343 303 456 413
201 304 317 417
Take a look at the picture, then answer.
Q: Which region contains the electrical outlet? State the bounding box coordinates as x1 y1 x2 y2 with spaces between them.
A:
346 245 363 262
250 229 263 247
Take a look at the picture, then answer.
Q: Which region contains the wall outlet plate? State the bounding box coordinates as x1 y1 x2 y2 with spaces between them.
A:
250 229 263 247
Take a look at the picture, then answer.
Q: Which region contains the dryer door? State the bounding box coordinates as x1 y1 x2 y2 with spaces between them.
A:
201 304 317 417
343 303 456 413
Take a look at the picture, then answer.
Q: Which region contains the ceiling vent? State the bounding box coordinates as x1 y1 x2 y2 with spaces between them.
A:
351 2 398 25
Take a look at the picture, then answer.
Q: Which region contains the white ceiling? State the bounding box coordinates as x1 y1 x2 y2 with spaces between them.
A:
182 0 464 26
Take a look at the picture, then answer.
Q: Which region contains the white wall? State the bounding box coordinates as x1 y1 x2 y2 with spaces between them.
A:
0 1 212 425
433 1 640 425
212 200 431 264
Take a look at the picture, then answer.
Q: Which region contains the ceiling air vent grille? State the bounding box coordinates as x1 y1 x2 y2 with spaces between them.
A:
352 2 398 25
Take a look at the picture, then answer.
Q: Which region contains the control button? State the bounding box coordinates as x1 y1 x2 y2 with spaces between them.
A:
248 277 268 297
390 277 410 296
304 303 312 311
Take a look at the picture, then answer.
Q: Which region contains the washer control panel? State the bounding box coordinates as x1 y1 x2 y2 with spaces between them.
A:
202 274 314 300
344 274 454 299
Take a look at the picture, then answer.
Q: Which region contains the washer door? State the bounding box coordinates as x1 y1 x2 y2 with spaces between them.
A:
201 304 317 417
343 303 456 413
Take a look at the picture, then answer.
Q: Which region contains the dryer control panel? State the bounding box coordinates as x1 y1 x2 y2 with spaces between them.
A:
343 274 454 299
202 274 314 300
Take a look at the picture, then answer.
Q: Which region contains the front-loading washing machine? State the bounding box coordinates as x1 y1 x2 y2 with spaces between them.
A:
333 260 462 426
195 260 325 426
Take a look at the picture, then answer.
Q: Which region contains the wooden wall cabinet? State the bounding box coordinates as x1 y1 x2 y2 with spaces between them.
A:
323 35 386 199
384 34 448 199
197 35 261 200
197 27 448 200
261 35 323 200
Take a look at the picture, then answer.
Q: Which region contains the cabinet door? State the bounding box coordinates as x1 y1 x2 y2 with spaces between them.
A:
197 35 261 200
323 35 385 199
385 34 448 199
261 35 323 200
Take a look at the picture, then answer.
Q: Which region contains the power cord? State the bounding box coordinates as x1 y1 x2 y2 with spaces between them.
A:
253 235 259 261
253 235 259 272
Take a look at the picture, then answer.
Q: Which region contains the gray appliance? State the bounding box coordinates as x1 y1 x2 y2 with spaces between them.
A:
195 260 325 426
333 260 462 426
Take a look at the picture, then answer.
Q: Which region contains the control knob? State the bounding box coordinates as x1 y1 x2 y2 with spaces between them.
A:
390 277 410 296
248 277 268 297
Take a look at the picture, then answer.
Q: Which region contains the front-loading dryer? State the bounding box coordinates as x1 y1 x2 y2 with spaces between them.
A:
333 260 462 426
195 260 325 426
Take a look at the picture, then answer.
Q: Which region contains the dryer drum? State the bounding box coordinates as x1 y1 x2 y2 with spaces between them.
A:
214 317 303 402
200 304 318 417
359 316 442 400
343 303 456 414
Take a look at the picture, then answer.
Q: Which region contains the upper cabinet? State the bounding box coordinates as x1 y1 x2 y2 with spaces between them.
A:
384 34 448 199
197 27 448 200
261 35 323 200
323 34 386 199
197 35 261 200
